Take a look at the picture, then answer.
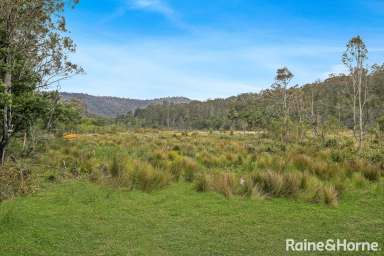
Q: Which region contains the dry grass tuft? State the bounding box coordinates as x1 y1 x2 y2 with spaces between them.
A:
194 173 211 192
322 185 338 207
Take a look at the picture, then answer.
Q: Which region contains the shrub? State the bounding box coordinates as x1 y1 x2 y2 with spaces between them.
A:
0 165 37 202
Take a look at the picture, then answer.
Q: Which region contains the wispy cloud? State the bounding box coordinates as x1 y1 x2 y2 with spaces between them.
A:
128 0 175 18
100 0 191 31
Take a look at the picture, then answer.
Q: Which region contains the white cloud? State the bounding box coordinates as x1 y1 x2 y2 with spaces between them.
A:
129 0 175 18
128 0 177 19
100 0 179 26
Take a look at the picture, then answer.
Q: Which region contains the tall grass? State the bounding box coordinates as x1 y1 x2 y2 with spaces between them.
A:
6 129 382 207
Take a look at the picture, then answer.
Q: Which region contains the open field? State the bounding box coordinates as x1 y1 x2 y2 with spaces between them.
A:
0 180 383 256
1 1 384 255
1 130 383 255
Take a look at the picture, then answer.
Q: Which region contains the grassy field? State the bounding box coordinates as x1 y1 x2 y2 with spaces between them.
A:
1 130 383 255
0 180 383 256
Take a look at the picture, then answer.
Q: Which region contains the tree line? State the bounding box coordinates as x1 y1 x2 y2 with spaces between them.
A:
118 37 384 147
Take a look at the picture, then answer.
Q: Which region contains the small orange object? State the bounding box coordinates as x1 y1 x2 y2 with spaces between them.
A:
63 133 79 141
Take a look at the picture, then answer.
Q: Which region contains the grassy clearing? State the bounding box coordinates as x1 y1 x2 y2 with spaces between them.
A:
0 180 383 256
1 130 383 255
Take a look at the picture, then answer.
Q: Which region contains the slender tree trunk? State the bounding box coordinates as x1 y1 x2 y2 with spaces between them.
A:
353 83 357 138
283 83 289 144
0 143 6 165
1 64 12 166
357 68 364 149
22 131 27 151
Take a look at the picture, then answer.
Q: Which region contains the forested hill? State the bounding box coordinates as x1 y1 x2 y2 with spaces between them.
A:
60 92 191 117
120 68 384 130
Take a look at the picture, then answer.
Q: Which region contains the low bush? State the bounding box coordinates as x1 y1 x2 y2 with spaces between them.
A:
0 165 37 202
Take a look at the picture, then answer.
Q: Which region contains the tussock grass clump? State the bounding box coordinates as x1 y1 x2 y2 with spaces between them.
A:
310 161 333 180
181 157 199 182
352 173 367 188
194 173 211 192
322 185 338 207
362 167 381 182
256 154 274 169
107 158 171 192
198 152 221 168
168 156 199 182
282 172 302 196
237 177 265 199
109 156 125 178
148 149 167 168
88 168 104 183
169 159 183 181
210 172 236 198
128 160 171 192
249 171 301 198
291 154 312 171
346 159 381 181
258 171 284 196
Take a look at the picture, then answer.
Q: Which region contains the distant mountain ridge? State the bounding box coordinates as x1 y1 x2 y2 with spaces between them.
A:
60 92 191 117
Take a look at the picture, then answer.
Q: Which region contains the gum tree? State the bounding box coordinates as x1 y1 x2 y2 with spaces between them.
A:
273 67 294 143
342 36 368 148
0 0 82 164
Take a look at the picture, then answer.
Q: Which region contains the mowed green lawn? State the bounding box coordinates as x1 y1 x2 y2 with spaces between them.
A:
0 181 383 256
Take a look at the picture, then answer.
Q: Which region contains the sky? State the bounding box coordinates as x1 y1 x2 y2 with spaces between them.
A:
61 0 384 100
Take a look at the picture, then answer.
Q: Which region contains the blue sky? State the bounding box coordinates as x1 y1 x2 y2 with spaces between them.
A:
61 0 384 100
